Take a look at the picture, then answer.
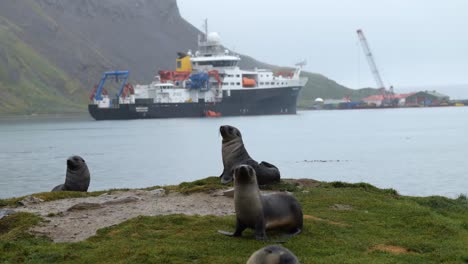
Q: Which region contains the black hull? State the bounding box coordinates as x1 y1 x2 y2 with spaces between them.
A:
88 87 301 120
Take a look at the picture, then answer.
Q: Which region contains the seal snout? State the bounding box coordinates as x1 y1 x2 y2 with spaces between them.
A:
219 125 227 138
233 164 255 183
236 165 250 175
67 156 84 170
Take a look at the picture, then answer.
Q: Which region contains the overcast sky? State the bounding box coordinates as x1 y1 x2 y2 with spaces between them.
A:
178 0 467 92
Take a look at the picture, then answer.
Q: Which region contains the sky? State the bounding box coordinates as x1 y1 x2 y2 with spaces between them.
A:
178 0 467 95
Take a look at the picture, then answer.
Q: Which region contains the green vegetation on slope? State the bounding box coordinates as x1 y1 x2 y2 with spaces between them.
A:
1 179 467 263
298 71 380 108
0 17 86 115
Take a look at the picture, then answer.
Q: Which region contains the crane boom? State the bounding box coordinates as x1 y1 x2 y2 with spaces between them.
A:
356 29 385 89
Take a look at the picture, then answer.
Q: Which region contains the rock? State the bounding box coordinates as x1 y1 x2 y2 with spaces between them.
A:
331 204 353 211
67 203 102 211
0 209 15 219
148 189 166 197
102 196 140 206
17 196 44 206
222 188 235 198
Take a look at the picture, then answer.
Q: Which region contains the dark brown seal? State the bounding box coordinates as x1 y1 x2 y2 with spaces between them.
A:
219 125 280 185
247 245 300 264
52 156 90 192
219 164 302 240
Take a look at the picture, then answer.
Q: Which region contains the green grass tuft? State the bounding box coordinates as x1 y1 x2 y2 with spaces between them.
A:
171 176 229 194
325 181 399 196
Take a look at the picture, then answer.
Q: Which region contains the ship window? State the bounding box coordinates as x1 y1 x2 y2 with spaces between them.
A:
236 82 240 85
230 82 235 85
236 74 240 77
223 82 229 85
260 75 263 77
260 82 264 85
228 75 234 77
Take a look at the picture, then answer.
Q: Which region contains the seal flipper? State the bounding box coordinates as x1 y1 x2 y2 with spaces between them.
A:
254 218 267 241
220 168 234 184
255 161 281 185
218 230 235 236
218 218 246 237
259 161 278 169
51 184 65 192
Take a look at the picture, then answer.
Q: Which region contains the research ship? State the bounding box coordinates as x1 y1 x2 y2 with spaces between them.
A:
88 29 308 120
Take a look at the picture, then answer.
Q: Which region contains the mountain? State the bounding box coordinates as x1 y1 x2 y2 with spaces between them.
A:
0 0 378 115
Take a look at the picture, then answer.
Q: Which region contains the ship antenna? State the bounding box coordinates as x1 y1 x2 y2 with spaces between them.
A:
204 18 208 42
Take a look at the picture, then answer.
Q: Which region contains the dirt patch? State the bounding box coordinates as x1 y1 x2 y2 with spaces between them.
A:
303 214 350 227
11 189 234 243
369 244 411 254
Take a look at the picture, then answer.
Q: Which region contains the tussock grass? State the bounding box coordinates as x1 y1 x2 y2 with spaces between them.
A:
166 176 228 194
1 178 467 263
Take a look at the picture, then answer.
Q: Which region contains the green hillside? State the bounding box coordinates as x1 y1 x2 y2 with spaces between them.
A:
298 71 380 108
0 17 86 115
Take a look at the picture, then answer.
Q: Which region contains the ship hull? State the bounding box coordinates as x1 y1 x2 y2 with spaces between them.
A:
88 86 302 120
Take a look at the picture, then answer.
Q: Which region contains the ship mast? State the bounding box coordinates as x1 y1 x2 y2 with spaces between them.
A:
204 18 208 42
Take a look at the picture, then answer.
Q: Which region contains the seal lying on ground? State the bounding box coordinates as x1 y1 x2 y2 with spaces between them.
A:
52 156 90 192
247 245 300 264
219 125 280 185
219 165 302 240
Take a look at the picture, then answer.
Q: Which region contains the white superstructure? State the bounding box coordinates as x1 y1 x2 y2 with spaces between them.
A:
129 21 307 105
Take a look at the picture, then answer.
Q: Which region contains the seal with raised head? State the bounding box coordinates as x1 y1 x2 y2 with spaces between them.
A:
247 245 300 264
52 155 90 192
219 164 302 240
219 125 280 185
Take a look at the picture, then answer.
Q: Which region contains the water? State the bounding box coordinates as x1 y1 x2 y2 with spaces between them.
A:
0 107 467 199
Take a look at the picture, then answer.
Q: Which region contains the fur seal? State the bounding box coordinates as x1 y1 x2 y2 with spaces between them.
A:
219 164 302 240
247 245 300 264
52 156 90 192
219 125 280 185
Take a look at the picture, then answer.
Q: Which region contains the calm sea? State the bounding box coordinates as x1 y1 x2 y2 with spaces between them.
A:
0 107 467 199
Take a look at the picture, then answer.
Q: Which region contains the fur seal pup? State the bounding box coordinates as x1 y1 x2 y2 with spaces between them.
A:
219 164 302 240
52 156 90 192
219 125 280 185
247 245 300 264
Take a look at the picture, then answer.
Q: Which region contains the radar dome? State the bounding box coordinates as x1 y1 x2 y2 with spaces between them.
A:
314 98 324 103
207 32 221 44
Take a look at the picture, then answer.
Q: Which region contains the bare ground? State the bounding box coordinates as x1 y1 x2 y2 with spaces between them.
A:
13 189 234 243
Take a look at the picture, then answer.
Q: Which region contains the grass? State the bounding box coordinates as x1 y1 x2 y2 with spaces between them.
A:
0 16 87 115
1 179 467 263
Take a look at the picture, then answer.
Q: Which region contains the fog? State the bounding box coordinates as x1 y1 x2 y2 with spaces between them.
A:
178 0 468 93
